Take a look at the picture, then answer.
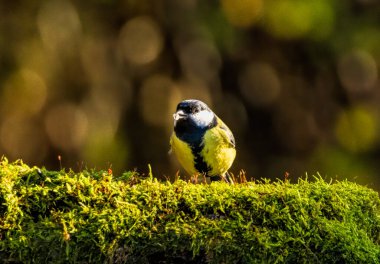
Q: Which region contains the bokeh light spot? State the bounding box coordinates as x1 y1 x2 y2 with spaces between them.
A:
139 74 181 127
83 133 129 174
265 0 334 40
179 40 222 83
265 0 312 39
1 115 47 163
1 69 47 115
44 103 88 151
311 145 375 185
218 94 248 134
352 27 380 57
274 106 319 153
239 62 281 107
221 0 263 28
119 16 164 65
335 107 378 153
173 78 212 105
37 0 82 51
338 50 378 94
307 0 335 40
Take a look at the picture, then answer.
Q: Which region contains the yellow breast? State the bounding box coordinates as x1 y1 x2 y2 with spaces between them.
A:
170 132 198 175
170 121 236 177
201 126 236 176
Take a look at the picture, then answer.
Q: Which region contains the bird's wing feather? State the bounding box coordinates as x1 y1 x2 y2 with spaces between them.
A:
217 117 235 147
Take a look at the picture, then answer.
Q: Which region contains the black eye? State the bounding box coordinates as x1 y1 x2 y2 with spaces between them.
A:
177 101 203 114
185 106 192 114
192 107 200 113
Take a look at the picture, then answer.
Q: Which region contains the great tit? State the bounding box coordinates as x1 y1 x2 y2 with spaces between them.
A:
170 99 236 183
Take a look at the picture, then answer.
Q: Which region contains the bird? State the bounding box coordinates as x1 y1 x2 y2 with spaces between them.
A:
170 99 236 183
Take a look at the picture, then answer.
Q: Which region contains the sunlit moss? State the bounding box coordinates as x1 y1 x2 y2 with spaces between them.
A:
0 159 379 263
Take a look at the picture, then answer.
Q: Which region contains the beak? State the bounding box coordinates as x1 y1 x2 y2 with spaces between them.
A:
173 110 186 121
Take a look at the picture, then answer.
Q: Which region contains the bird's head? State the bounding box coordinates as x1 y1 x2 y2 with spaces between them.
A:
173 99 216 130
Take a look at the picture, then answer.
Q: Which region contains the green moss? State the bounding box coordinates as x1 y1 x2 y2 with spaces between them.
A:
0 159 379 263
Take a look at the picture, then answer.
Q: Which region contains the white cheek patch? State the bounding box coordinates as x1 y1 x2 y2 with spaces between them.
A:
193 110 215 128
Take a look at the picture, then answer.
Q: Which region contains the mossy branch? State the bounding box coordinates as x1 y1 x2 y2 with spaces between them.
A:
0 159 379 263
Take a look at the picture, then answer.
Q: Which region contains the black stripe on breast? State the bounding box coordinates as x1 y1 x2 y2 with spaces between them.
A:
175 128 211 175
192 141 211 174
174 116 217 175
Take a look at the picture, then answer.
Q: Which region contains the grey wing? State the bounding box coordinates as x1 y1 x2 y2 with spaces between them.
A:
219 123 235 148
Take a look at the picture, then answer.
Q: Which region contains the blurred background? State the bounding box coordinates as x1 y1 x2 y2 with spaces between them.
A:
1 0 380 190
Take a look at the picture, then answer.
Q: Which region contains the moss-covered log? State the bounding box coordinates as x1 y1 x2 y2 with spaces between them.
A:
0 159 379 263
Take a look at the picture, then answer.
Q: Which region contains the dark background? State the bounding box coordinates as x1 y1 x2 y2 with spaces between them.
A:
1 0 380 190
